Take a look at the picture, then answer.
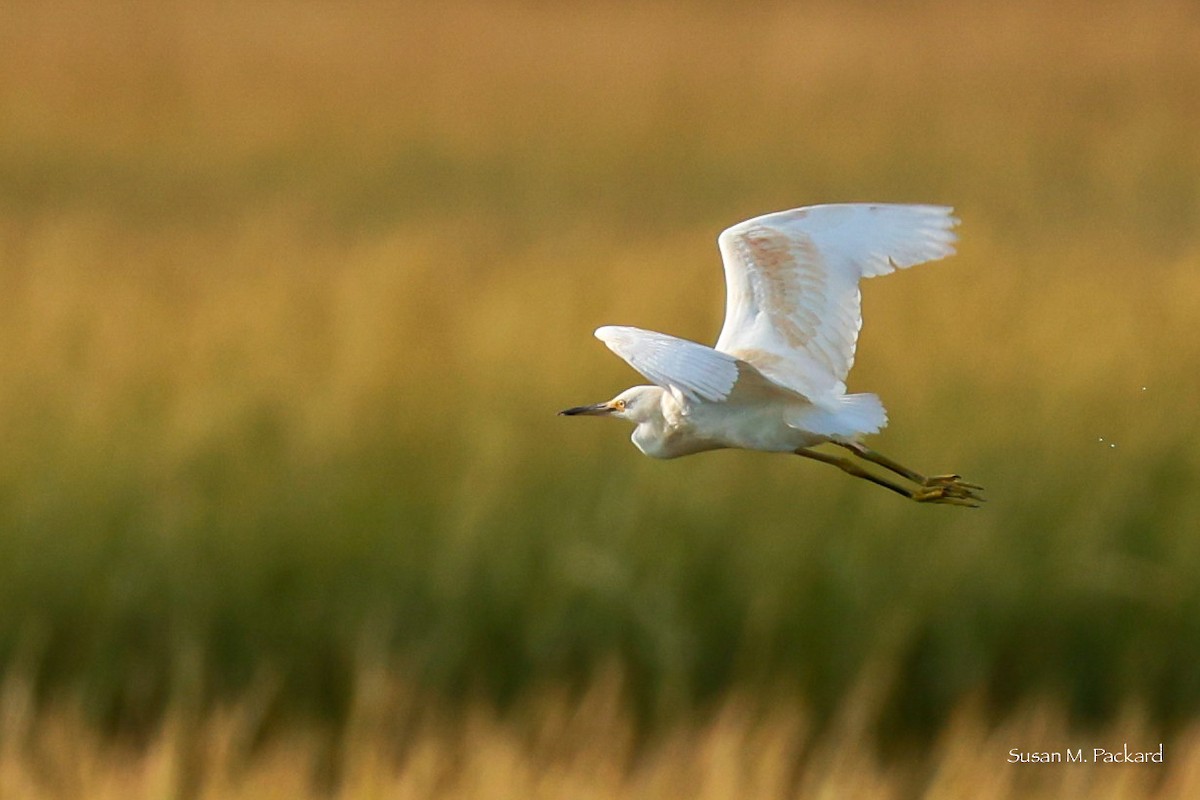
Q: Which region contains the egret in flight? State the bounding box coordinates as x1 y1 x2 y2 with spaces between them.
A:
560 203 983 506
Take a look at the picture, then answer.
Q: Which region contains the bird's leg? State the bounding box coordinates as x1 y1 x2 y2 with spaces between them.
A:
794 448 980 507
833 439 937 483
831 440 985 502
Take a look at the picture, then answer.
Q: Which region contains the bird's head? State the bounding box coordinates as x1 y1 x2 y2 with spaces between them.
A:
559 385 662 423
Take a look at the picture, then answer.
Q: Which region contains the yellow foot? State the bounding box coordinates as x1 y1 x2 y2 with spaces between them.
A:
924 474 984 491
913 477 985 507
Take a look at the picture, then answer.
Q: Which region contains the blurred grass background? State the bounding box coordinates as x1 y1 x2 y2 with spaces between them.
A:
1 0 1200 795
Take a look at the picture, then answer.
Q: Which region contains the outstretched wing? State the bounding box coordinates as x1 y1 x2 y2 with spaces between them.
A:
714 203 958 402
595 325 740 405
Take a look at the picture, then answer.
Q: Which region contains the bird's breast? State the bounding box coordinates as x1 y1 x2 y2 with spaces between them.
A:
631 421 724 459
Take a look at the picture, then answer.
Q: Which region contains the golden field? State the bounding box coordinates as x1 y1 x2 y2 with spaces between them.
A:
1 0 1199 796
5 676 1200 799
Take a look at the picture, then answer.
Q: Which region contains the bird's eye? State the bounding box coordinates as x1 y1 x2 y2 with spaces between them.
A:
615 399 626 410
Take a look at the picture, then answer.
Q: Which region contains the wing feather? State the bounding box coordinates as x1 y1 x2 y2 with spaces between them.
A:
595 325 739 405
714 203 958 402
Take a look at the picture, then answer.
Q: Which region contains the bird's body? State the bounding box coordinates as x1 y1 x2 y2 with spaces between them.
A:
613 376 831 460
561 203 983 506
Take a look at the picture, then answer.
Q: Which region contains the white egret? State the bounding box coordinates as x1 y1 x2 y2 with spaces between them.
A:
561 203 983 506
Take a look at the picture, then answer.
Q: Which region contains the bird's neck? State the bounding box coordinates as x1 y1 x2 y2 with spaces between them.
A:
628 389 683 458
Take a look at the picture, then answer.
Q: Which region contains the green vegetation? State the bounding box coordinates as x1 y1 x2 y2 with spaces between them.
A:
1 0 1198 781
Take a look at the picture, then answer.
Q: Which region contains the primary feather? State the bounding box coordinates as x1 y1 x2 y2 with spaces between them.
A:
594 325 740 405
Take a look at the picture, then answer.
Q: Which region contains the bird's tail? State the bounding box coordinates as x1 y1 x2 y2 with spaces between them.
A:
791 393 888 437
836 392 888 435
